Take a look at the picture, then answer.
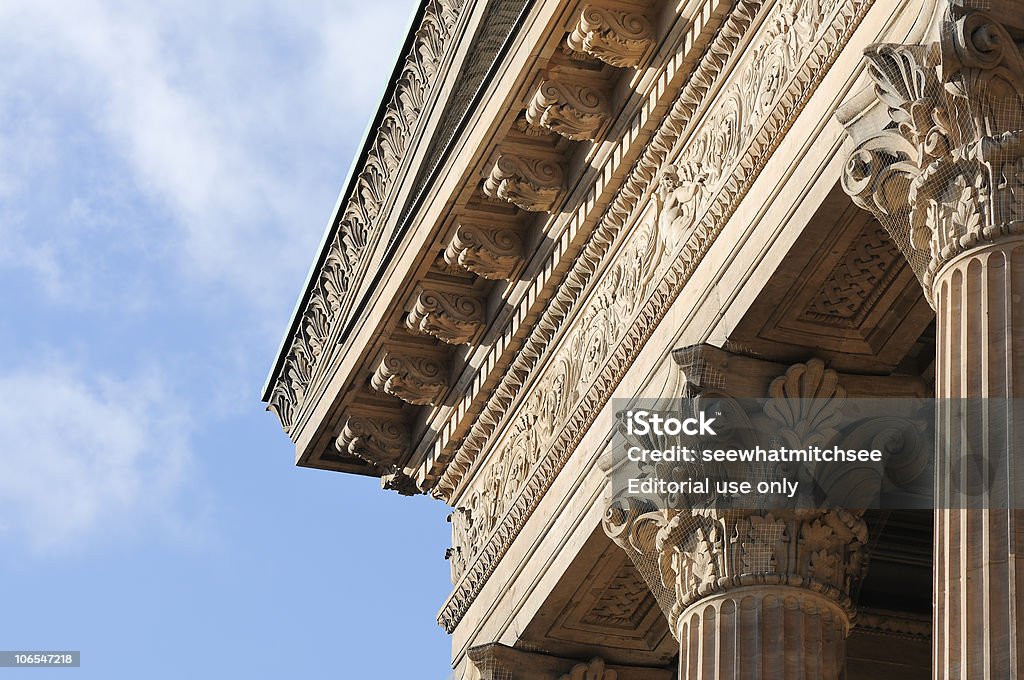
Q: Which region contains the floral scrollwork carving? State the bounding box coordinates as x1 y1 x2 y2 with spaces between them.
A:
526 78 609 141
605 506 867 630
265 0 469 434
443 221 525 280
405 288 486 345
566 5 654 68
841 9 1024 297
335 413 410 468
370 352 450 406
483 154 565 212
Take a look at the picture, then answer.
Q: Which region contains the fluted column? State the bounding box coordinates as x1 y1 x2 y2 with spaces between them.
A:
840 7 1024 678
603 506 864 680
604 354 874 679
676 587 848 679
931 241 1024 678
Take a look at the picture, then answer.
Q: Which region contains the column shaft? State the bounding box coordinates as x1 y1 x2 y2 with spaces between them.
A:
933 240 1024 679
676 587 847 680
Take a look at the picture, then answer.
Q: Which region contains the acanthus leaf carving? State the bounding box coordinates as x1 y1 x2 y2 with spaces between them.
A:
525 78 609 141
567 5 654 68
443 221 526 280
371 352 450 406
335 413 410 469
483 153 565 212
841 9 1024 299
405 288 486 345
603 504 867 632
438 0 873 633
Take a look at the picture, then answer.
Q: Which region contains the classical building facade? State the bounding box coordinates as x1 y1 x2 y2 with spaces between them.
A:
263 0 1024 676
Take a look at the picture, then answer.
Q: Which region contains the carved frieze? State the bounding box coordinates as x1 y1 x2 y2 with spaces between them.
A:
335 413 410 468
483 154 565 212
370 352 450 406
405 288 486 345
443 221 526 280
840 9 1024 299
526 78 610 141
566 5 654 68
438 0 876 632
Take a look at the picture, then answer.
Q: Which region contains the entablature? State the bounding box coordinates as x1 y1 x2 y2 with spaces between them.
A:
264 0 736 491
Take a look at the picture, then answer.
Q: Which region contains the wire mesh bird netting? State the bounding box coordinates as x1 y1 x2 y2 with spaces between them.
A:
841 9 1024 293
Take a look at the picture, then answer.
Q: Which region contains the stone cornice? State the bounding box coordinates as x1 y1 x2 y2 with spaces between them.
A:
281 0 704 482
438 0 877 634
263 0 470 436
430 0 756 502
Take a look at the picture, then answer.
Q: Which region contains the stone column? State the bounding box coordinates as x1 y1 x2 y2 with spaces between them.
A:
604 352 876 679
840 7 1024 678
931 241 1024 678
603 506 862 680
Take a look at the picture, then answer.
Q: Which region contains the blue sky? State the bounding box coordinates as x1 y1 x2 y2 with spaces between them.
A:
0 1 455 677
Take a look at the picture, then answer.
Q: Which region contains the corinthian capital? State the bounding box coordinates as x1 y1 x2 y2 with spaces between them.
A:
405 287 486 345
840 8 1024 300
602 501 867 633
483 153 565 212
526 78 609 141
370 351 449 406
567 5 654 68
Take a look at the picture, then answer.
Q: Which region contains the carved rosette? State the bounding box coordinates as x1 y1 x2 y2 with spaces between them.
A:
443 222 525 280
405 289 486 345
841 9 1024 300
483 154 565 212
566 5 654 68
525 79 609 141
370 352 449 406
335 413 410 468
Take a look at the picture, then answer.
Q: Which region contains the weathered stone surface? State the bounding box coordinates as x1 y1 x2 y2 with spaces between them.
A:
261 0 1024 676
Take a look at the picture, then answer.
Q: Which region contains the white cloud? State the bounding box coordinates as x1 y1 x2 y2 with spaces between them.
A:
0 0 416 313
0 0 418 551
0 364 193 552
